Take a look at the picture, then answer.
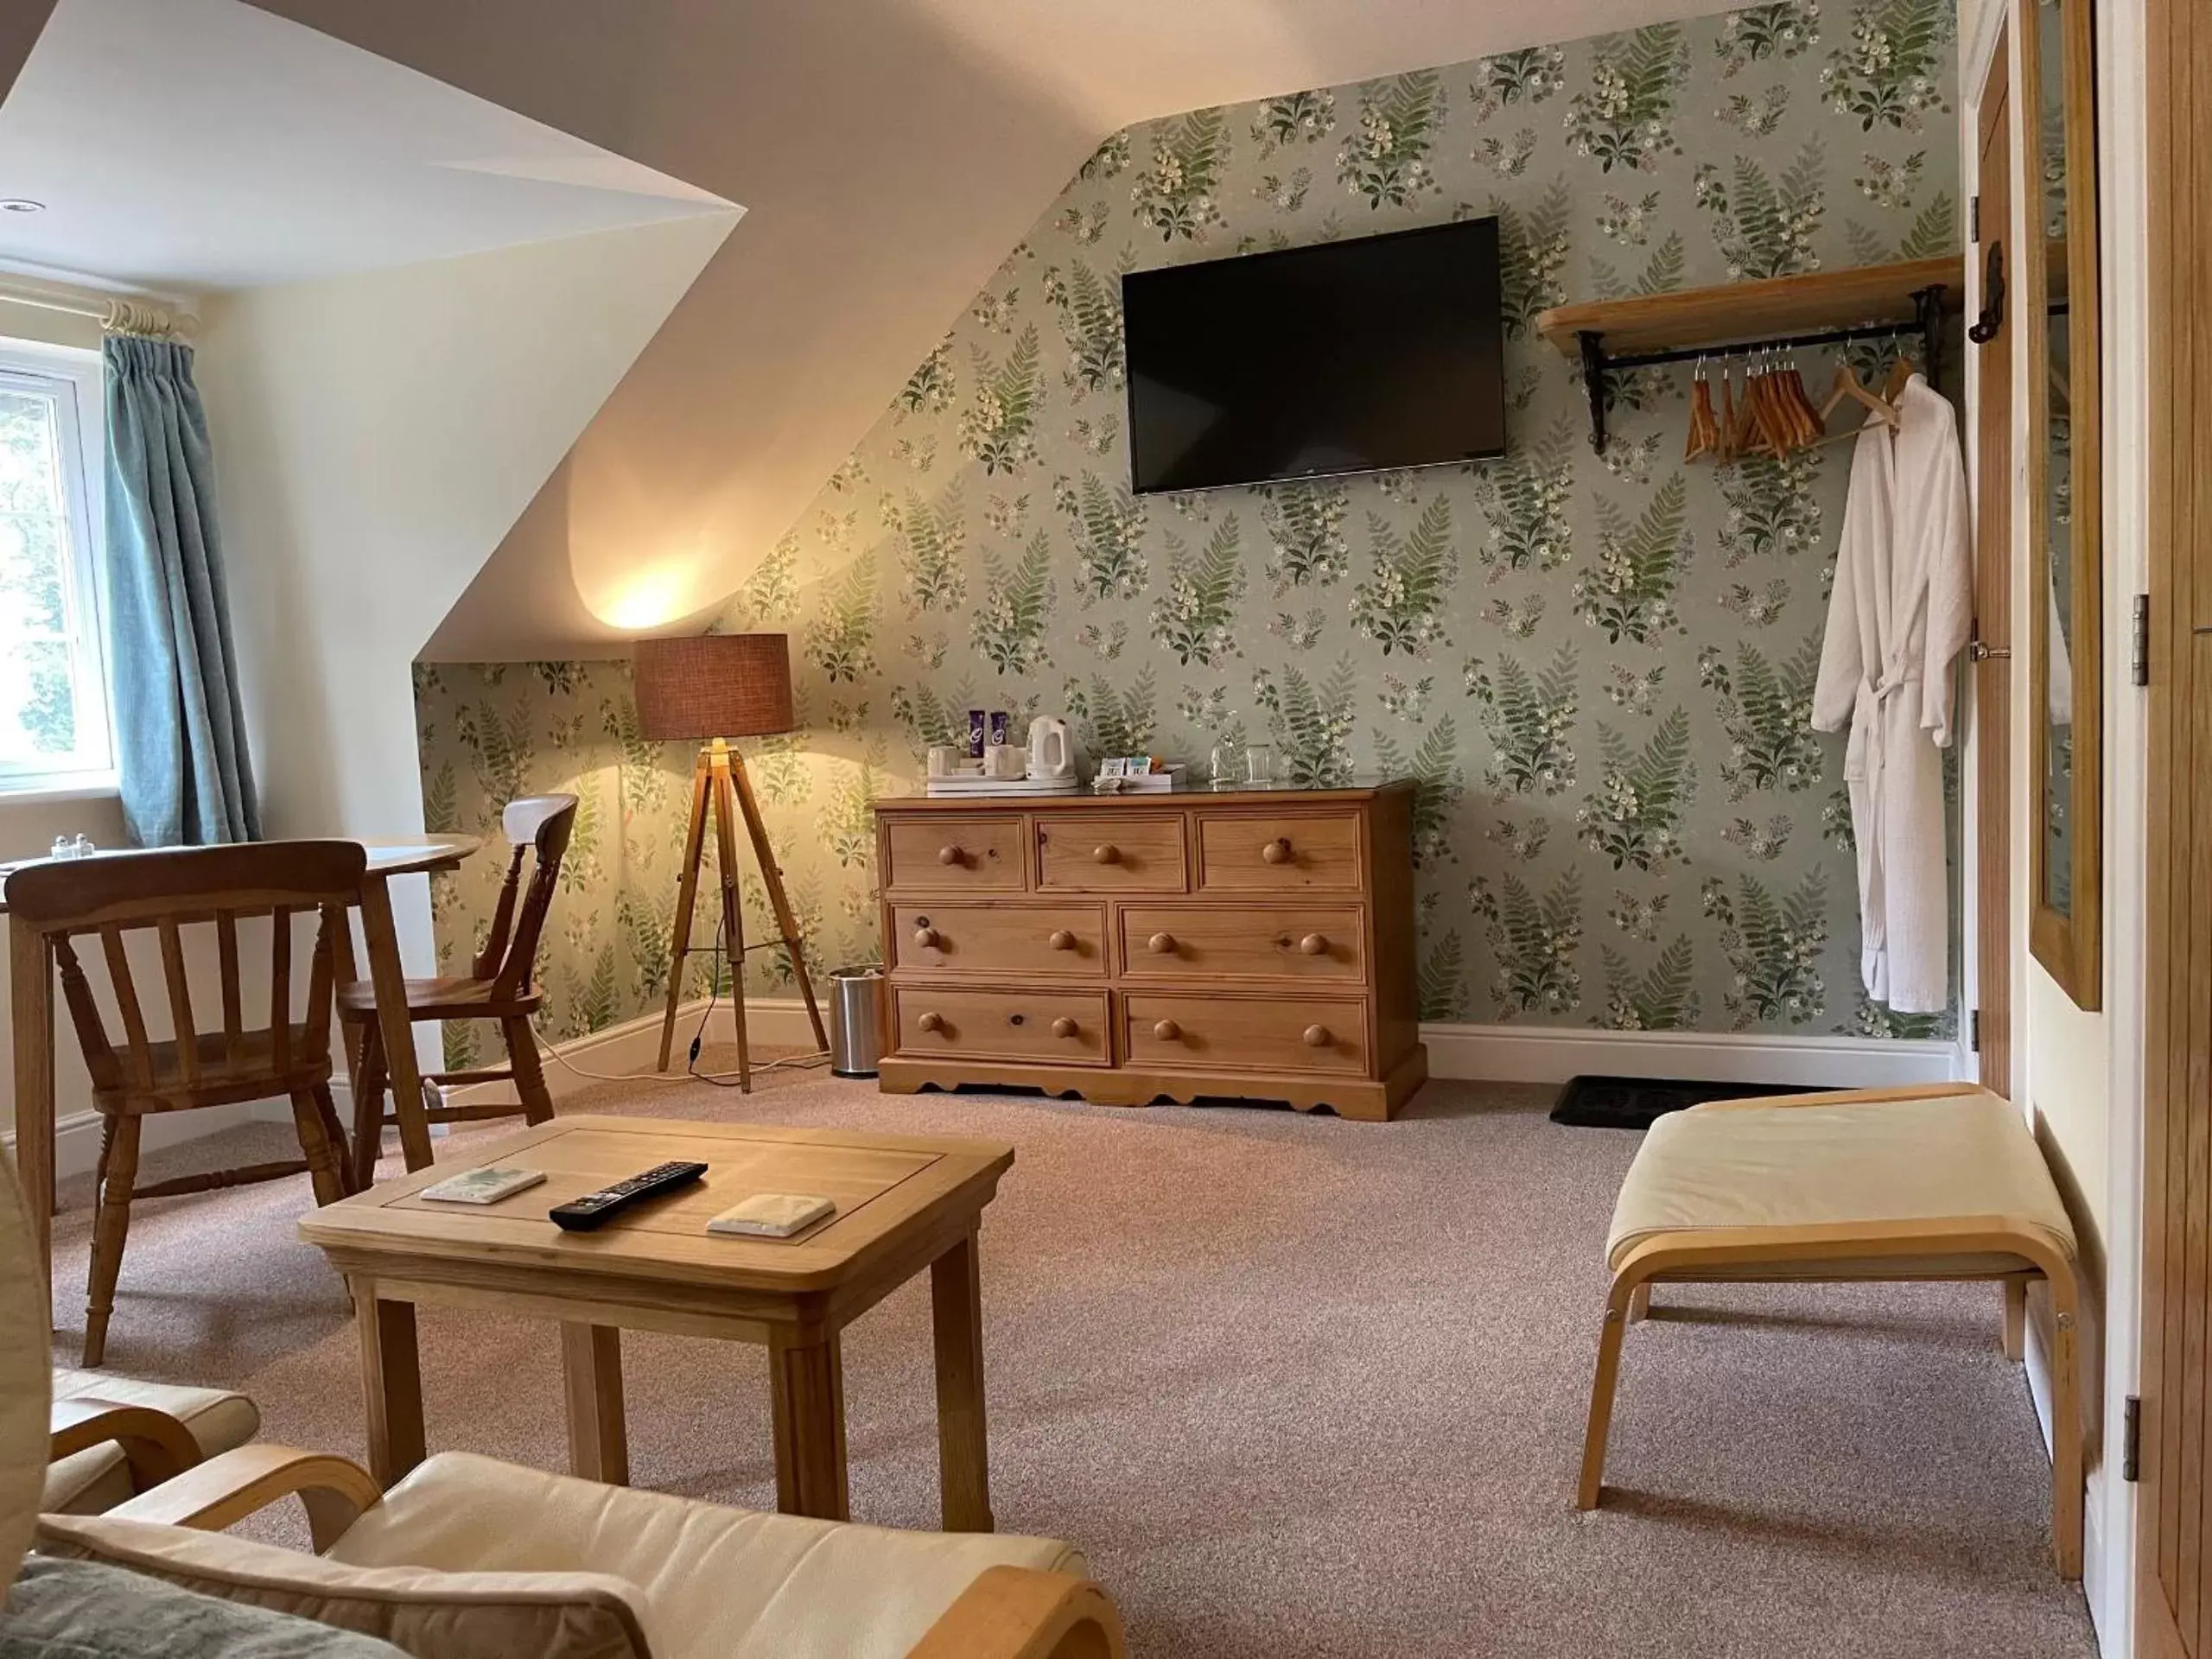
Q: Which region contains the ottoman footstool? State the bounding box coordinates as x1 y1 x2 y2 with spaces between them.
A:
1576 1082 2084 1579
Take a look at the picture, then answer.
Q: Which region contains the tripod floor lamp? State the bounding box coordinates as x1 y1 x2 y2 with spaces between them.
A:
633 632 828 1089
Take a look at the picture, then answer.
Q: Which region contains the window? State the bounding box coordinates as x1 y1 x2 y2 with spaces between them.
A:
0 341 111 791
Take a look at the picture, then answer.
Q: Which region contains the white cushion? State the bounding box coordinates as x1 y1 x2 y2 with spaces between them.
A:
1606 1091 2079 1274
45 1369 260 1514
329 1452 1087 1659
0 1154 50 1588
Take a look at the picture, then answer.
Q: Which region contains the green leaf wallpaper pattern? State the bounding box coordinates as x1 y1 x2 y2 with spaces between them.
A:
415 0 1958 1048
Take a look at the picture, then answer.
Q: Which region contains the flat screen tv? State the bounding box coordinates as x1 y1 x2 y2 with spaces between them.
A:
1122 218 1507 496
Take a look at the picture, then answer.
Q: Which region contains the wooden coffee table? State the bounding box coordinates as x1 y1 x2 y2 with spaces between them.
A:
297 1115 1014 1530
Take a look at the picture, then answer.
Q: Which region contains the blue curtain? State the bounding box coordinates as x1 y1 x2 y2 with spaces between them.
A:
102 335 259 847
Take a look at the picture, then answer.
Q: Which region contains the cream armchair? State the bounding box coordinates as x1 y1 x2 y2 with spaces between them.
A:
37 1447 1126 1659
0 1164 1123 1659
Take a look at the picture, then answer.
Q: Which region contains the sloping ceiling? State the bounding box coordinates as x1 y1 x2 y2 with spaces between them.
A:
245 0 1722 658
0 0 727 292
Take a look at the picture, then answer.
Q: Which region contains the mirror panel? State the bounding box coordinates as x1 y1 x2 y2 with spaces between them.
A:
2025 0 2101 1007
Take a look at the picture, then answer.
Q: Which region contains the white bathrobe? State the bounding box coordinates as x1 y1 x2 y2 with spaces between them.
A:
1810 376 1973 1014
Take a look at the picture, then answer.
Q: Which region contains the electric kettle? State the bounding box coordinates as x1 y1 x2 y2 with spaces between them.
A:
1027 716 1073 780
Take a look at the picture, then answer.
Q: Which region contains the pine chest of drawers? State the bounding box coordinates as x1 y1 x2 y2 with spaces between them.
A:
871 783 1427 1121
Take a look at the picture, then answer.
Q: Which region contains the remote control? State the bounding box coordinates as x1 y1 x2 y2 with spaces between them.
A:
550 1161 709 1231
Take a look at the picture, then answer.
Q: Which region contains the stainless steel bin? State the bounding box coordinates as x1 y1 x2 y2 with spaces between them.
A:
828 964 885 1078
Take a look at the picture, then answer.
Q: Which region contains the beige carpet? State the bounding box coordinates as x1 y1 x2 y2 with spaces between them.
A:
41 1060 2096 1658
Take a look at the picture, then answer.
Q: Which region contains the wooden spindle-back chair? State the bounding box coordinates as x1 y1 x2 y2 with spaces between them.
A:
339 795 577 1190
3 842 367 1367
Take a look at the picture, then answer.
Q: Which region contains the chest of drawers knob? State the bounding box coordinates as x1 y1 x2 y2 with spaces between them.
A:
1051 1016 1080 1039
938 844 964 867
1298 933 1328 956
918 1011 945 1033
1047 930 1077 950
1147 931 1178 955
1091 844 1121 865
912 926 940 949
1154 1019 1181 1041
1302 1024 1332 1047
1262 837 1293 865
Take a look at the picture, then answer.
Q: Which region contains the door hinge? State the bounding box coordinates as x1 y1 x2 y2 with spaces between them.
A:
2125 1395 2141 1483
1967 1008 1981 1052
2133 594 2152 686
1970 194 1981 243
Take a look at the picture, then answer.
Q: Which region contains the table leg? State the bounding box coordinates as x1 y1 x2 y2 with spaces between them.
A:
356 877 433 1172
561 1323 629 1486
768 1327 849 1521
355 1284 425 1487
931 1230 995 1532
9 916 53 1282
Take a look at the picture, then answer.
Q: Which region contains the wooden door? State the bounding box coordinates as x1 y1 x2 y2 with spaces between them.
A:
1974 28 2014 1099
2140 0 2212 1649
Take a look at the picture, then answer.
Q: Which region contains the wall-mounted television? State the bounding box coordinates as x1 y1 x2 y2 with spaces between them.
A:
1122 218 1507 496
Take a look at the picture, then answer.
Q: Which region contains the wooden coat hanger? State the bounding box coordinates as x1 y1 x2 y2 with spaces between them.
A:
1748 353 1796 458
1717 359 1743 462
1685 356 1719 461
1881 350 1917 403
1820 355 1900 438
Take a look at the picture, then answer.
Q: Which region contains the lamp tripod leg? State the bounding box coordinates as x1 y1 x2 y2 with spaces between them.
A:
656 751 712 1072
728 751 829 1053
709 748 753 1091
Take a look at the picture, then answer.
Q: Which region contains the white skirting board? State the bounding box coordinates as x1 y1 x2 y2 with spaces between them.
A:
650 999 1962 1090
7 1004 1961 1180
1415 1022 1963 1089
10 1095 321 1185
471 1000 1964 1104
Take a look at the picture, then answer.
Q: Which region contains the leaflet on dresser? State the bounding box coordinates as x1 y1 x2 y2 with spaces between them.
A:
870 783 1427 1122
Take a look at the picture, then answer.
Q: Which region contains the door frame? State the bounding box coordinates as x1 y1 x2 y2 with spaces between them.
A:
2137 0 2201 1646
1968 0 2148 1643
1969 14 2015 1102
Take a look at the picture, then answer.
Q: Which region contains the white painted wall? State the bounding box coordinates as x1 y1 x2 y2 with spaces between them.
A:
193 211 736 994
1963 0 2149 1647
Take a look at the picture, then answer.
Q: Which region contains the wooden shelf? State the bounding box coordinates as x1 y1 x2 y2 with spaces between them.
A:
1534 255 1966 358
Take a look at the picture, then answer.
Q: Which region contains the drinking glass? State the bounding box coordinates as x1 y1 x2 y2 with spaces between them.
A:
1243 745 1274 786
1208 741 1244 790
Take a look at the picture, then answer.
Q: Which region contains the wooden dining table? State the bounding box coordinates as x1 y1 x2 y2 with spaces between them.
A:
7 834 482 1275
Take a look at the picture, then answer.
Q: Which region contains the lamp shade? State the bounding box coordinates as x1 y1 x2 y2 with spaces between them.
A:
632 633 794 740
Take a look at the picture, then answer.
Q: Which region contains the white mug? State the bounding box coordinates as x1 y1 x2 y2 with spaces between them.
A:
983 745 1027 780
927 745 960 778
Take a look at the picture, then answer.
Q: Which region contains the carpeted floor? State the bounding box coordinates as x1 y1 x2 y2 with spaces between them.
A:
41 1060 2096 1658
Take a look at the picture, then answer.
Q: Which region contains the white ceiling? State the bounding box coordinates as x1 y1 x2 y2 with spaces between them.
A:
905 0 1738 132
0 0 733 293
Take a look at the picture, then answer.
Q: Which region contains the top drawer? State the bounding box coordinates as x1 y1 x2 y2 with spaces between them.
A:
1198 810 1363 891
1034 813 1187 892
883 814 1025 892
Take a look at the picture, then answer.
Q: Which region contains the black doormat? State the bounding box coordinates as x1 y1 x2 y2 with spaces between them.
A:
1549 1074 1837 1131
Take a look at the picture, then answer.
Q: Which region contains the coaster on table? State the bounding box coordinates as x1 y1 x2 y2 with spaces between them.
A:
417 1166 547 1205
706 1193 836 1238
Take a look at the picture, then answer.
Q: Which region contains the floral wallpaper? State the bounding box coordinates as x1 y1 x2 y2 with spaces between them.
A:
415 0 1962 1058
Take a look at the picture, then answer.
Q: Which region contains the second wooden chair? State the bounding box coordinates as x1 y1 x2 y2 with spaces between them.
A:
341 795 578 1190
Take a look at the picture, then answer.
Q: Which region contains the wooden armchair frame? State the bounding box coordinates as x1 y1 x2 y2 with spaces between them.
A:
105 1446 1129 1658
49 1395 202 1498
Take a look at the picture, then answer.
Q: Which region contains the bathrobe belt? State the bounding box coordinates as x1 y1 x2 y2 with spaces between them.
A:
1843 661 1917 954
